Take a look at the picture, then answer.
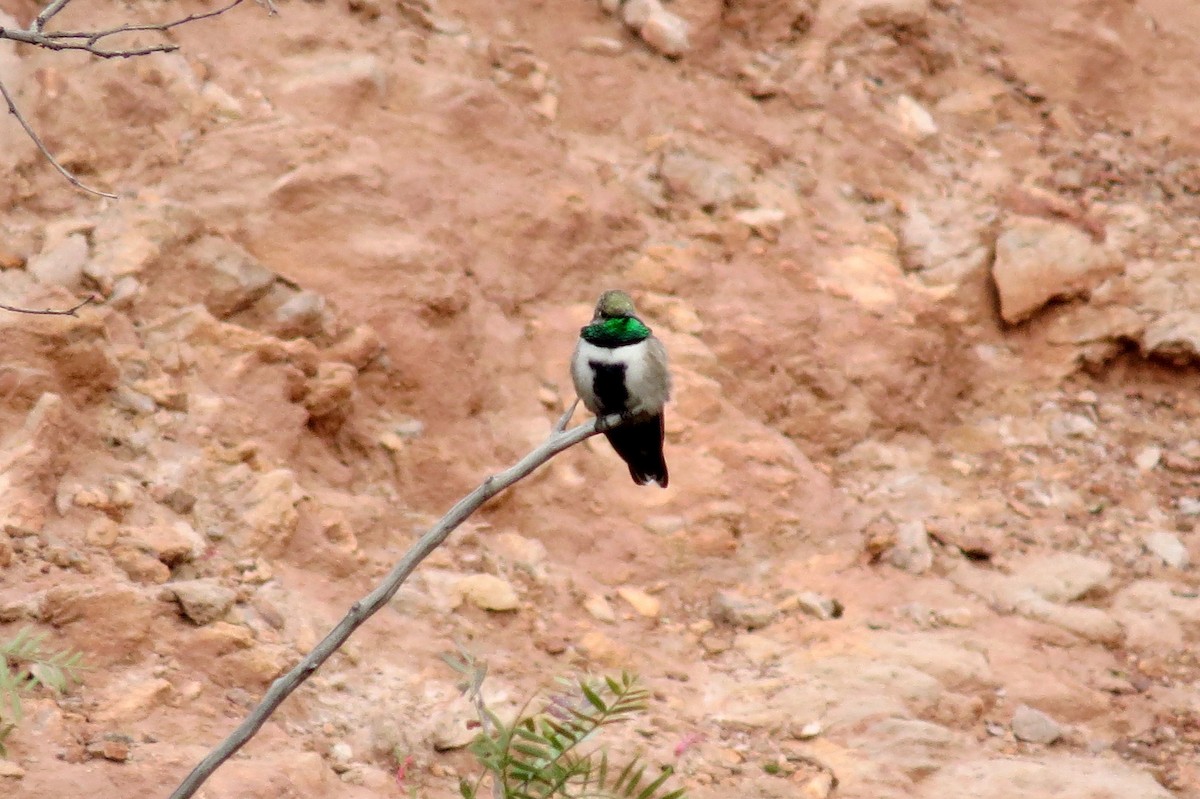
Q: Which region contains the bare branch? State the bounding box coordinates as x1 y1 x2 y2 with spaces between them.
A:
33 0 73 31
0 78 116 198
0 0 270 194
0 294 97 316
553 397 579 432
0 28 179 57
3 0 248 58
167 411 626 799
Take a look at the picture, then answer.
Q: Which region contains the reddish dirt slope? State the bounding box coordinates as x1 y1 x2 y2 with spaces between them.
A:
1 0 1200 797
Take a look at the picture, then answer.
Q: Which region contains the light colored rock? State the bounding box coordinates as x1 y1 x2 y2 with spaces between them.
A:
1111 580 1200 650
1012 553 1112 602
793 591 842 620
950 563 1123 645
27 232 88 289
303 361 357 420
845 717 960 779
1144 531 1189 568
617 586 661 617
710 590 777 629
0 759 25 778
328 742 354 773
93 677 173 723
221 643 291 686
492 532 547 574
1142 310 1200 363
733 632 784 664
991 215 1120 324
324 325 382 370
639 6 690 57
1050 412 1097 439
274 290 328 339
658 149 741 209
583 593 616 623
894 94 937 140
579 36 624 55
1019 598 1123 645
799 771 834 799
898 196 992 286
621 0 658 28
455 574 520 612
714 654 944 732
577 630 631 666
167 579 237 625
734 207 787 242
112 546 171 584
193 235 276 318
123 520 206 566
1011 704 1063 744
1134 445 1162 471
918 756 1172 799
818 0 929 34
643 514 686 535
856 0 929 27
39 584 157 665
240 469 307 553
867 632 994 690
429 693 476 750
278 54 388 117
888 520 933 574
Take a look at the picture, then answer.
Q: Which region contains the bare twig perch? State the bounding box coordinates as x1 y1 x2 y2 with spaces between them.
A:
0 0 272 196
167 405 622 799
0 294 96 316
0 78 116 198
1 0 249 58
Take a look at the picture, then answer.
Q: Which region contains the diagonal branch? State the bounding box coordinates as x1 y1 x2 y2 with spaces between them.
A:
33 0 73 31
0 295 96 316
166 410 626 799
0 78 116 198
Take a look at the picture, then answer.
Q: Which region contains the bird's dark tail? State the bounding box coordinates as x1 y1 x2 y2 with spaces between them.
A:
605 414 668 487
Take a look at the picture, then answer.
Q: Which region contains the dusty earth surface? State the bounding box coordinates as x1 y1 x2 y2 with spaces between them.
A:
2 0 1200 796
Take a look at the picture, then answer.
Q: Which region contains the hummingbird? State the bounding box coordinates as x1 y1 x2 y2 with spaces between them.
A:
571 290 671 487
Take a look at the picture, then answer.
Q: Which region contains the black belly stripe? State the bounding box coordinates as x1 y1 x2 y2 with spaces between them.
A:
590 361 628 415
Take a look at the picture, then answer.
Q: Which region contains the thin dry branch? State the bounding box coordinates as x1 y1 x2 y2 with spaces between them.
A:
33 0 73 31
167 410 626 799
3 0 249 58
0 294 96 316
0 78 116 198
0 0 272 195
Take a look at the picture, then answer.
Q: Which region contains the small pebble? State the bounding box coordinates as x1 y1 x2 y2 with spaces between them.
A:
1011 704 1063 744
710 590 777 630
617 586 661 618
1134 446 1162 471
578 36 624 55
1143 531 1189 569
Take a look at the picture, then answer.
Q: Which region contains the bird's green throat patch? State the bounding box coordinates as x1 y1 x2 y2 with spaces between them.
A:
581 317 651 348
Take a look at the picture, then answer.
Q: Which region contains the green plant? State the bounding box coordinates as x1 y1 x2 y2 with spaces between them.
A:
0 627 85 757
446 651 686 799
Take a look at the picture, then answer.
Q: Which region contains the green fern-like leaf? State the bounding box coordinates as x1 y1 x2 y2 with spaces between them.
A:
0 627 86 757
453 662 687 799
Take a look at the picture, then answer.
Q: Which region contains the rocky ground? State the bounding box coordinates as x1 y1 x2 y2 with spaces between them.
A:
1 0 1200 796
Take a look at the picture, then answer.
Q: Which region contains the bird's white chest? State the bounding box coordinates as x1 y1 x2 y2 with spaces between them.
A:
571 339 662 415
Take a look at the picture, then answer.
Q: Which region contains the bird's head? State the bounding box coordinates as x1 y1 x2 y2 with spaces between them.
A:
593 290 639 320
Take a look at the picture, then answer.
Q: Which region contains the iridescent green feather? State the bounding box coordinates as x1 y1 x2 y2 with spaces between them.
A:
580 317 651 347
